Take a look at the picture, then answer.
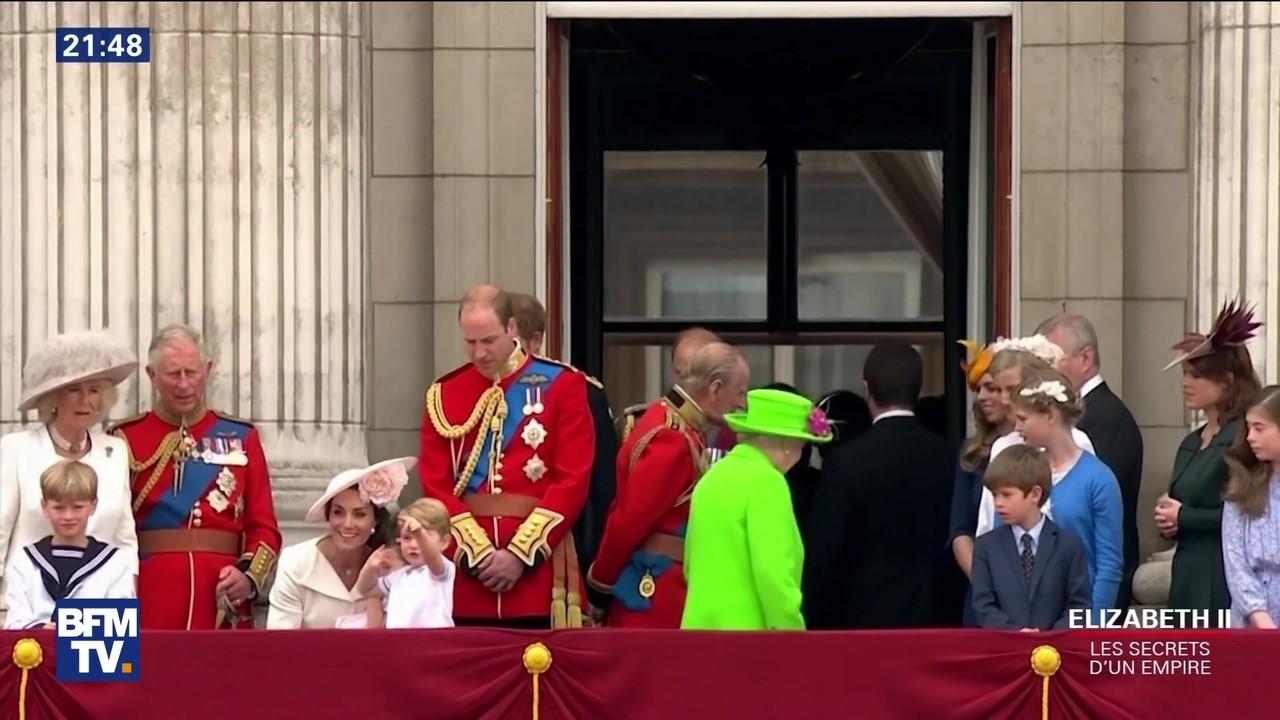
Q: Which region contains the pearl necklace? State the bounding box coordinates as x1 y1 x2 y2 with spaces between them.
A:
48 425 90 454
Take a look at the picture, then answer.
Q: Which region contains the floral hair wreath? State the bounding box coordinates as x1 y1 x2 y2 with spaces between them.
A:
357 466 408 507
990 334 1065 370
1019 380 1070 404
807 407 832 437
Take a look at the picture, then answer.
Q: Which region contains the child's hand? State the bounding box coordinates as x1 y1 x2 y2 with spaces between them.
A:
402 516 424 535
366 547 395 574
1019 627 1040 633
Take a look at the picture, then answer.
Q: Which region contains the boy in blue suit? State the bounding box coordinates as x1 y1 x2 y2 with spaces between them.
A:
971 445 1091 630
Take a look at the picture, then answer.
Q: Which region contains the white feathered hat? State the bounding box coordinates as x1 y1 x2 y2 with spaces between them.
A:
18 330 138 412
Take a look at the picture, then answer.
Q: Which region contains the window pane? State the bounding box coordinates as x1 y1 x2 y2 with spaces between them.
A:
603 151 768 321
790 341 945 400
797 150 946 321
601 339 945 420
601 343 775 417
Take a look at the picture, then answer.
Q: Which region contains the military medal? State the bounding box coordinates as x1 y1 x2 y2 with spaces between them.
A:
524 455 547 482
521 419 547 450
638 571 656 599
532 387 544 415
208 489 230 513
217 466 236 495
226 437 248 466
206 467 236 513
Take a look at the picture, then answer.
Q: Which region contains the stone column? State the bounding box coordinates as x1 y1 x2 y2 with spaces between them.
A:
0 1 368 546
1192 1 1280 384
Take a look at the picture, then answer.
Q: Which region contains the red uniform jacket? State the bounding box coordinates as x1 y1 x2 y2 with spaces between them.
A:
588 389 708 628
113 409 281 630
419 349 595 625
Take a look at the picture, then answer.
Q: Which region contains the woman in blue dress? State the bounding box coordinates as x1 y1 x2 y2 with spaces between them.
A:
1010 367 1123 612
948 341 1011 625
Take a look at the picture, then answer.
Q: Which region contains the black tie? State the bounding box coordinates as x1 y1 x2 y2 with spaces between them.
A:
1020 533 1035 583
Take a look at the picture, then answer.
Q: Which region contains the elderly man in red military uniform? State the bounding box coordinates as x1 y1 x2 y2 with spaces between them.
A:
113 324 281 629
588 342 750 627
617 327 721 442
420 285 595 628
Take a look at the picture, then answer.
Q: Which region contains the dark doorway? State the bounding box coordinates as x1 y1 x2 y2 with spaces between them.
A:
567 18 976 445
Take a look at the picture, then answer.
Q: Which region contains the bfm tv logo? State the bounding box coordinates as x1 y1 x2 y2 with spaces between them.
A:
54 599 140 682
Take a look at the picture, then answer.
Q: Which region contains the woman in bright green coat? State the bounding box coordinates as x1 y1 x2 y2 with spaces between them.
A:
681 388 833 631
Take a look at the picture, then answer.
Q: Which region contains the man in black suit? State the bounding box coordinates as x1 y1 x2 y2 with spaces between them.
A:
803 343 958 628
1039 313 1144 611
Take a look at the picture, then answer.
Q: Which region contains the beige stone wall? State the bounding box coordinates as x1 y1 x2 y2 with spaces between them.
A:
1018 1 1194 562
366 2 538 498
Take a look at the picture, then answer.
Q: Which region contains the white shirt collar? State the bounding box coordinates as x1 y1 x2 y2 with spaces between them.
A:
872 409 916 424
1012 514 1047 550
1080 374 1104 398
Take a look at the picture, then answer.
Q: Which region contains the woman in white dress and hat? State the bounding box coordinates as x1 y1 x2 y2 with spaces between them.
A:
0 330 140 623
266 457 412 629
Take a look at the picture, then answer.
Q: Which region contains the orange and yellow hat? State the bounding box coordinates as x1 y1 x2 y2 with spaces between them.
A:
958 339 994 390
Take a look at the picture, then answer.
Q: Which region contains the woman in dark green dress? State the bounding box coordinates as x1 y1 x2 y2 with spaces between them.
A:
1156 302 1263 624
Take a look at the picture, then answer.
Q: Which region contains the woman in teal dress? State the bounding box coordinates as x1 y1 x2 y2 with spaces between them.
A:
1156 301 1263 623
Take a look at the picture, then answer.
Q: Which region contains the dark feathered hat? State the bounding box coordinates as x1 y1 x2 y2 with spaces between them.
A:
1163 299 1262 371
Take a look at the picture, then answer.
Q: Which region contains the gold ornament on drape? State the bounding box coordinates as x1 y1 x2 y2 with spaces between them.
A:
11 638 43 720
1030 644 1061 720
523 642 553 720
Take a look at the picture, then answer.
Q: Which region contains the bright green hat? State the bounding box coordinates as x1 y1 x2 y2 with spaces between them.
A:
724 388 834 444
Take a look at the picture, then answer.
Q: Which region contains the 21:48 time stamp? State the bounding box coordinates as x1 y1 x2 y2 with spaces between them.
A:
56 27 151 63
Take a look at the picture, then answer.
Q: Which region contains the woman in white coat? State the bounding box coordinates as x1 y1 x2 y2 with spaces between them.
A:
0 331 140 623
267 457 410 629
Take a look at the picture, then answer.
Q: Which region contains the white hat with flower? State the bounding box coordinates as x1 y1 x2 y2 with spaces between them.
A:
305 456 416 523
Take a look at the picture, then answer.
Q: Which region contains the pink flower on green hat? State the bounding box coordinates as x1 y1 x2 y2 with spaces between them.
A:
807 407 831 437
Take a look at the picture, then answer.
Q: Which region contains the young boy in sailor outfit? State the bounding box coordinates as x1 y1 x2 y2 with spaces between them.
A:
3 460 135 629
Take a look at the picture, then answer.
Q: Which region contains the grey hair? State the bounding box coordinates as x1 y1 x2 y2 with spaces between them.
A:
682 342 744 395
1036 313 1102 369
37 381 120 425
148 324 211 366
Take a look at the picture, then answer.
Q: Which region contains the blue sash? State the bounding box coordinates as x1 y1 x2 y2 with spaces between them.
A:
615 523 687 612
139 417 249 531
464 359 564 493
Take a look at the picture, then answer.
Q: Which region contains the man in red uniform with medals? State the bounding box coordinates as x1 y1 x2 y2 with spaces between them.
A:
420 285 595 628
112 325 281 629
588 342 750 627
